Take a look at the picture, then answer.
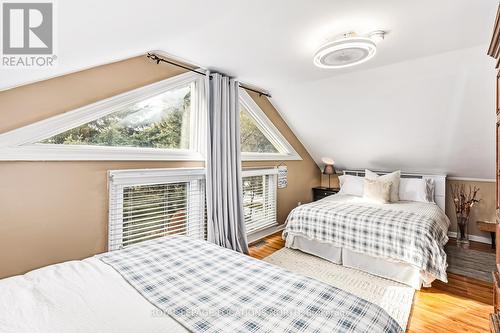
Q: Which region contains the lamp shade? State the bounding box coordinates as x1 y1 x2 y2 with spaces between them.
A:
323 164 335 175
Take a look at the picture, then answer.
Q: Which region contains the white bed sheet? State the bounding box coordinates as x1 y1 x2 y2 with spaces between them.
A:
0 257 189 333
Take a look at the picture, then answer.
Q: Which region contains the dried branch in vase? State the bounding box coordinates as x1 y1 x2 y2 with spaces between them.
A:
450 184 480 219
450 184 480 245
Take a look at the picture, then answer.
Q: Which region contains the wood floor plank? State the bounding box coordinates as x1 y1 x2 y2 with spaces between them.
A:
248 232 493 333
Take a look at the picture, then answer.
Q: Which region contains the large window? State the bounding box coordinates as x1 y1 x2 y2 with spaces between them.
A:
42 84 192 150
108 168 205 251
0 72 300 161
108 167 278 250
242 168 278 234
0 72 205 161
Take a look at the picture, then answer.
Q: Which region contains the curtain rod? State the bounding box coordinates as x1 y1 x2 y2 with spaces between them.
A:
146 53 272 98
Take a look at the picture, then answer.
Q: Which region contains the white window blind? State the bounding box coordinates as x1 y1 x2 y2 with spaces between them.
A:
242 168 278 234
108 168 205 251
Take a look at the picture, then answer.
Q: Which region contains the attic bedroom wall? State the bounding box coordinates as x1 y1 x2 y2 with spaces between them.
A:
275 45 496 178
305 44 497 242
0 56 321 279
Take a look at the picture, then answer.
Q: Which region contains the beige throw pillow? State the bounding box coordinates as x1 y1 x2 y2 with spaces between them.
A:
363 179 392 204
365 169 401 202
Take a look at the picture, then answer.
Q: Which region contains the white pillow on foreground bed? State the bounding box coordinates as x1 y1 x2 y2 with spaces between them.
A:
338 175 364 196
365 169 401 202
399 178 435 203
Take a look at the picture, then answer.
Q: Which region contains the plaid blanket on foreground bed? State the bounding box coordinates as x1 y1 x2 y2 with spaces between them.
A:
284 195 449 282
98 236 402 333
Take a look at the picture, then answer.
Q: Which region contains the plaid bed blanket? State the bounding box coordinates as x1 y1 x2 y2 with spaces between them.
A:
284 195 449 282
98 236 403 333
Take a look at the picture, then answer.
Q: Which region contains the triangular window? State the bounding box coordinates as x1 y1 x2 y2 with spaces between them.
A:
40 84 192 149
0 72 205 161
240 104 278 153
0 73 300 161
239 89 300 161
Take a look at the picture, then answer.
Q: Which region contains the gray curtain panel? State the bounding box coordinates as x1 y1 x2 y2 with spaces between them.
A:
206 73 249 254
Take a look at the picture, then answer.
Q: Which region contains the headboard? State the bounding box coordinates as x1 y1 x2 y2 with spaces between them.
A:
342 170 447 211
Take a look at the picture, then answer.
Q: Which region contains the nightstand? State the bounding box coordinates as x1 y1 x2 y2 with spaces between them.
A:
312 187 339 201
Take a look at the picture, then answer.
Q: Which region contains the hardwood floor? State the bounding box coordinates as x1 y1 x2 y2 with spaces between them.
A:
249 233 493 333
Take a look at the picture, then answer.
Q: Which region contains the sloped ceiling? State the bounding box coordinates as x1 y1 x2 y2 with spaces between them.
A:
0 0 497 178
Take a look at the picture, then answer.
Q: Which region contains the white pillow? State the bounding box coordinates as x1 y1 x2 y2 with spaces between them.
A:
365 169 401 202
338 175 364 196
363 179 392 204
399 178 435 203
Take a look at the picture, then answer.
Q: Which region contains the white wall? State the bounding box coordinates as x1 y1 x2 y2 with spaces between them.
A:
272 45 497 178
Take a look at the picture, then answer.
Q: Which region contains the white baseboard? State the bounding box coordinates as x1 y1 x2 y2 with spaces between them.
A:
248 225 284 244
447 231 492 245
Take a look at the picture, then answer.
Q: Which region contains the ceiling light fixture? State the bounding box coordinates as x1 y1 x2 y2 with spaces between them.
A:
369 30 385 44
313 31 385 69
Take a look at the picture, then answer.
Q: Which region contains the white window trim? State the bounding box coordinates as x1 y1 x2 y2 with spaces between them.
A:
242 167 279 177
0 72 206 161
239 89 301 161
108 167 206 251
242 167 279 235
108 167 206 186
0 72 300 162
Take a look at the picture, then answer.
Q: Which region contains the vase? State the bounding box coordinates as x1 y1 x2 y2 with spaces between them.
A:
456 215 470 247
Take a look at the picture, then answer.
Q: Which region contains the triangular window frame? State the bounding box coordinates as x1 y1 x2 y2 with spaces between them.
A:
239 89 301 161
0 72 206 161
0 72 300 162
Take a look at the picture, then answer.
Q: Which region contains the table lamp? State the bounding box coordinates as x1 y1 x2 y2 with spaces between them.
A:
323 163 336 189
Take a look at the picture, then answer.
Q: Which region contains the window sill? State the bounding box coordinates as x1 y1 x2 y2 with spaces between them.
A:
241 152 302 161
0 145 205 161
247 224 285 244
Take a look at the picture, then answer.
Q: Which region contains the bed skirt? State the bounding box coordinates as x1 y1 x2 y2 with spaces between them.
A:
285 234 431 289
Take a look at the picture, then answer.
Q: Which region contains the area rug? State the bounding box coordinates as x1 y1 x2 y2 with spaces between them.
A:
263 248 414 331
445 244 496 282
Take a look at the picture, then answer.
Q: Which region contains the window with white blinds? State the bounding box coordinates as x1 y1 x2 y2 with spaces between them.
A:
242 168 278 234
108 168 205 251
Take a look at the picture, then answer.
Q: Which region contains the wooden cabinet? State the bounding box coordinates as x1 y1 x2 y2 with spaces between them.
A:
492 313 500 333
489 4 500 331
493 269 500 333
497 72 500 113
494 270 500 308
494 91 500 333
497 110 500 262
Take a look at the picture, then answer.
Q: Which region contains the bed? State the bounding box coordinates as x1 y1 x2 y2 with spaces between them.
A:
0 235 403 333
283 170 449 289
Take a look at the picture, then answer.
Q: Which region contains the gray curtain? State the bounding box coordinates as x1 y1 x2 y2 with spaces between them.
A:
206 73 249 254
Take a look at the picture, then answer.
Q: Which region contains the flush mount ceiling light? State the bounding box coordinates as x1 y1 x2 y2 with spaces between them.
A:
313 31 385 69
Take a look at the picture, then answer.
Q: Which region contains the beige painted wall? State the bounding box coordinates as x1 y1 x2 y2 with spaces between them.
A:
0 57 188 134
0 56 321 278
446 179 496 240
243 91 321 225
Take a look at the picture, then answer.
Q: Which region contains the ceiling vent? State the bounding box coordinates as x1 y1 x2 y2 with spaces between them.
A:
313 31 385 69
